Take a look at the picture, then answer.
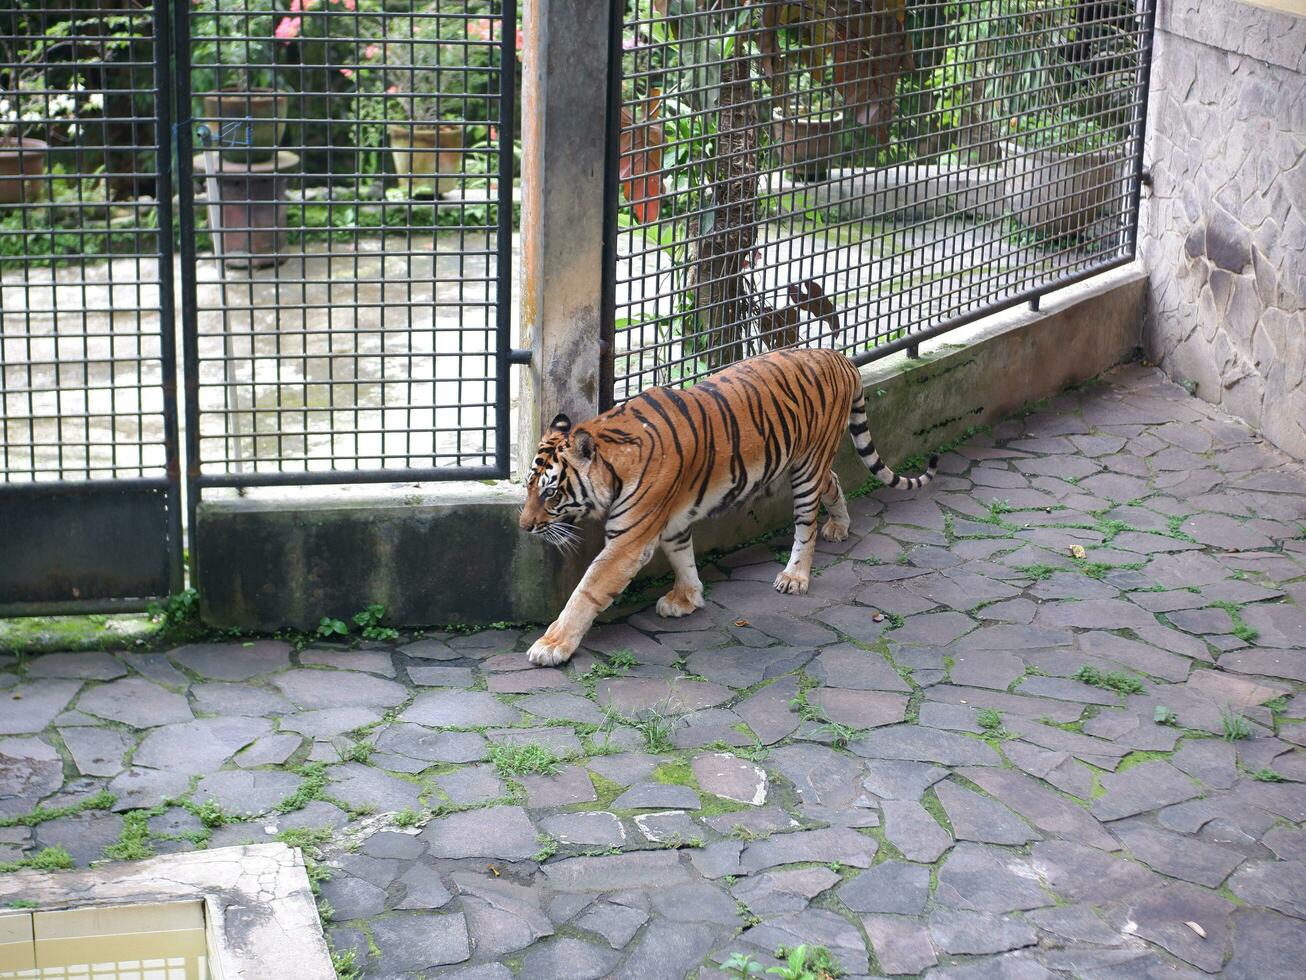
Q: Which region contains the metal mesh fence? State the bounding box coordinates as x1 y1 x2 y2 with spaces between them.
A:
179 0 516 486
1 3 176 484
606 0 1154 402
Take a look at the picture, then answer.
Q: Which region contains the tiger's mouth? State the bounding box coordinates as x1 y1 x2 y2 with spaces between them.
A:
531 518 582 554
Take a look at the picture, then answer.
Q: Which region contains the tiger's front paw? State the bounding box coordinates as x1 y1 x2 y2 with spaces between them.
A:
821 520 849 542
773 570 810 595
656 586 705 618
527 636 575 667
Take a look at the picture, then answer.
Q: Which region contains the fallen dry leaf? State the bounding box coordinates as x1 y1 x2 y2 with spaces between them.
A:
1185 921 1207 939
734 619 750 628
872 612 885 623
1069 545 1087 559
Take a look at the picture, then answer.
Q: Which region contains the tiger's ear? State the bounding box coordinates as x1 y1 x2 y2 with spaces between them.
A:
550 413 572 434
568 429 596 464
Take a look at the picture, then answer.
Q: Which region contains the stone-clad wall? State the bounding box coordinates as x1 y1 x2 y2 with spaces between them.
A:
1140 0 1306 458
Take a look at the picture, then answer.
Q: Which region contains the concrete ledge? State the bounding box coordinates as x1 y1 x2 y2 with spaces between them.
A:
0 844 333 980
196 266 1145 630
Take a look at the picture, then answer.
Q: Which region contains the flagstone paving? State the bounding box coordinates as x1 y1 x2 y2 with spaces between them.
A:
3 364 1306 977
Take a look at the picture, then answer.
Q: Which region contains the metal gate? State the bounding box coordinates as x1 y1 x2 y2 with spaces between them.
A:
0 0 183 614
0 0 517 613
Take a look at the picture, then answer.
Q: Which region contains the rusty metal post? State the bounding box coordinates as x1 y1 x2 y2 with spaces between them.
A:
517 0 612 474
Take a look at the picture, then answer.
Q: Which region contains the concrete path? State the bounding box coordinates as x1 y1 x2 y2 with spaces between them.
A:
2 364 1304 977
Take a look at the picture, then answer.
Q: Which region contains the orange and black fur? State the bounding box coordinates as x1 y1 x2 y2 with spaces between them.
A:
518 348 937 666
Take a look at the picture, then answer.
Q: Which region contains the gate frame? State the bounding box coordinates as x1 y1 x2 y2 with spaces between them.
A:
0 0 185 617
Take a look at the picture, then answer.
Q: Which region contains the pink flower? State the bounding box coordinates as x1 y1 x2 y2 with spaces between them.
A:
330 0 356 8
467 18 492 41
289 0 317 11
275 16 301 41
363 44 381 60
339 67 354 79
516 27 524 51
386 84 398 94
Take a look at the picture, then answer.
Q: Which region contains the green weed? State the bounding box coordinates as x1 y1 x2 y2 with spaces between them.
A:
1073 665 1144 695
490 742 562 778
1220 706 1253 741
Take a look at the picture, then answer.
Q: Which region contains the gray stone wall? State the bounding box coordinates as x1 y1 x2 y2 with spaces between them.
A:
1139 0 1306 458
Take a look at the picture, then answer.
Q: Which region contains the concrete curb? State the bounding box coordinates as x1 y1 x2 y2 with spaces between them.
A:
196 266 1146 630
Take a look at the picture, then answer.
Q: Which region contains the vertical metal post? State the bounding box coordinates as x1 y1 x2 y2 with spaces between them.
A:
1124 0 1158 260
494 0 519 478
172 0 203 584
517 0 612 474
598 0 625 413
153 0 184 593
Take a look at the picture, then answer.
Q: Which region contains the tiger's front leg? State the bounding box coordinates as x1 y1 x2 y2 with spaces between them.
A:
527 535 659 667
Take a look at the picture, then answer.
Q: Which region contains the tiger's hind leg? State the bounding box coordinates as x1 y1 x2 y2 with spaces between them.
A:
819 470 850 542
775 458 825 595
655 527 705 618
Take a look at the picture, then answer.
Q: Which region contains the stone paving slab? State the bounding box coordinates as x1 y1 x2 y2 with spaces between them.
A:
3 366 1306 977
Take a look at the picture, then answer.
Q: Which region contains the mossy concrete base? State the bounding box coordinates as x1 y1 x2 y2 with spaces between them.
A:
196 267 1145 631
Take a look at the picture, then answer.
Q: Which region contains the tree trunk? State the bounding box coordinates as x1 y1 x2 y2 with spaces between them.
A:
689 38 759 370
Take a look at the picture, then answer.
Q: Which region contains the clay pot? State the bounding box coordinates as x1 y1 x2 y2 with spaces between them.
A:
0 137 49 205
200 89 287 163
194 151 298 269
771 107 843 182
387 123 464 198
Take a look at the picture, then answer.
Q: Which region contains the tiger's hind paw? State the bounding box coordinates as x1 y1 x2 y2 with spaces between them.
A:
773 570 810 595
821 520 849 542
527 637 574 668
656 587 705 618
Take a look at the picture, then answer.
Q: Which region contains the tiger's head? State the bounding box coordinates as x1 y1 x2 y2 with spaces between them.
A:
519 412 600 551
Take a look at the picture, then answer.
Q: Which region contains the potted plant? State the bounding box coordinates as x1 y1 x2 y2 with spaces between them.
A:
192 0 287 163
0 32 103 205
378 10 507 199
769 70 844 182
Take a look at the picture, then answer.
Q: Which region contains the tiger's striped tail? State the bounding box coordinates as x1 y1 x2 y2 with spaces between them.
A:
848 394 939 490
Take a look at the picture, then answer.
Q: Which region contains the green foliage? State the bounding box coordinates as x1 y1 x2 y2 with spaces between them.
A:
1153 706 1178 727
392 808 422 829
1073 665 1143 695
189 799 229 829
352 604 399 642
277 827 334 850
146 589 201 634
104 811 154 862
277 762 329 813
1220 706 1253 741
1210 601 1259 644
636 708 680 754
977 708 1002 730
317 617 349 639
767 944 845 979
490 742 561 778
1015 564 1057 581
533 833 559 863
332 946 362 980
7 899 38 909
0 789 116 829
1252 768 1285 782
2 846 75 873
26 846 74 871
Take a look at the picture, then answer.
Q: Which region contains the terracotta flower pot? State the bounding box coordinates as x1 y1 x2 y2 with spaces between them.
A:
771 107 843 182
201 89 287 164
387 123 464 199
0 137 49 205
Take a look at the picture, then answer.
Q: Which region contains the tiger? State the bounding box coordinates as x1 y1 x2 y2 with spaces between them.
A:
518 347 938 667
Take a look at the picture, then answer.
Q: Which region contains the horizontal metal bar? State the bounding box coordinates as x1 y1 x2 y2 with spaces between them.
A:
195 465 506 489
0 477 172 497
848 254 1135 369
508 348 532 365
